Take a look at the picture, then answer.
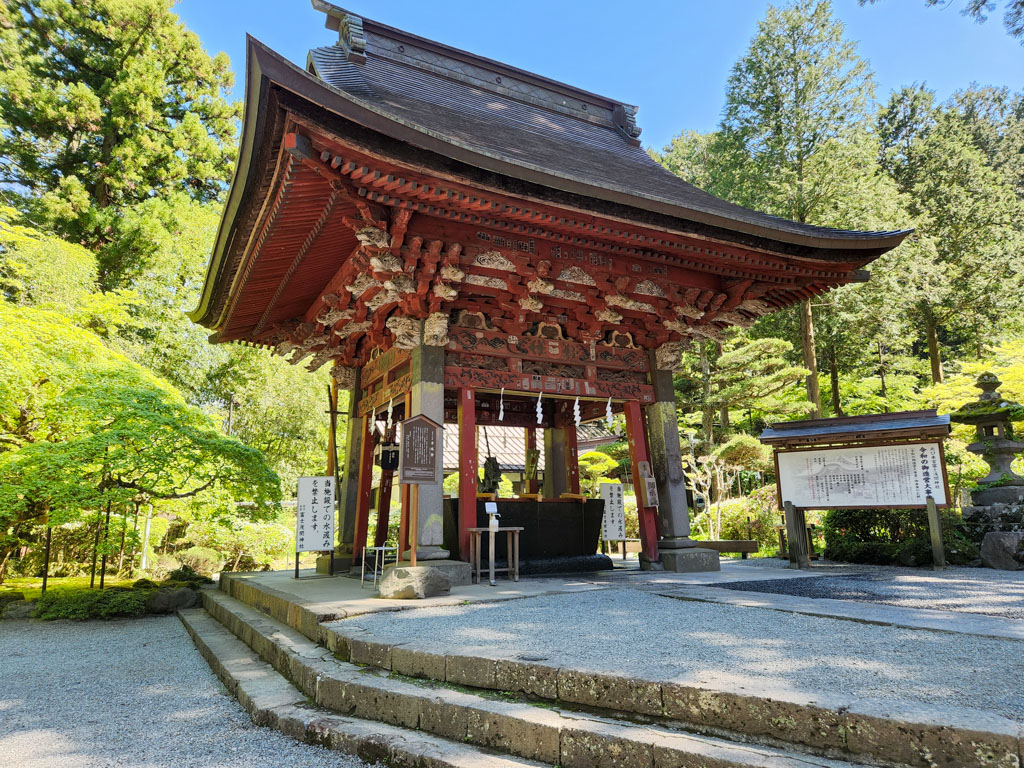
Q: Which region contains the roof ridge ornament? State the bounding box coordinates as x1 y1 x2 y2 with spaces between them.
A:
337 11 366 63
613 104 642 146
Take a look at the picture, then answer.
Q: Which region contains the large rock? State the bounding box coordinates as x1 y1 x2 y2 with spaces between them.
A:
378 566 451 599
145 586 199 614
979 531 1024 570
2 599 36 619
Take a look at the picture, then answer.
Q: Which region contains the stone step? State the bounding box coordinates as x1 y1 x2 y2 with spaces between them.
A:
321 608 1024 768
197 589 885 768
178 607 549 768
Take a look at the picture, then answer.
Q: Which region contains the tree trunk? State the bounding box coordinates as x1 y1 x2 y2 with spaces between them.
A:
828 344 843 417
924 316 944 384
117 509 128 573
799 300 822 417
89 509 103 589
699 342 715 446
877 341 888 409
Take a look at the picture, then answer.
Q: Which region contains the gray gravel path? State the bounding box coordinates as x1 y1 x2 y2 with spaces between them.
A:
718 567 1024 619
345 588 1024 720
0 616 373 768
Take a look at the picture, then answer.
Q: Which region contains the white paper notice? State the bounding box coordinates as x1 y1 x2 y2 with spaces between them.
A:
296 476 335 552
777 443 946 509
600 482 627 540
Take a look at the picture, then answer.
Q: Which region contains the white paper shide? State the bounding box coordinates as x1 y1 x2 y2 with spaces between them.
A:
296 476 335 552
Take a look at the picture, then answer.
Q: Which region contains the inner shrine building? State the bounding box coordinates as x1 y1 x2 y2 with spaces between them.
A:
192 1 910 574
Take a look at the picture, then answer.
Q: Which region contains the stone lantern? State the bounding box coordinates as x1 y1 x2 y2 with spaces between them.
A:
951 373 1024 569
950 372 1024 500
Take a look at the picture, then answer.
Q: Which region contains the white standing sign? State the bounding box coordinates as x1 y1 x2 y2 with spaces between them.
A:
777 442 947 509
599 482 627 540
296 476 335 552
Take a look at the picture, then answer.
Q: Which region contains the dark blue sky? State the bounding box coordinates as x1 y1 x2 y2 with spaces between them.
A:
175 0 1024 151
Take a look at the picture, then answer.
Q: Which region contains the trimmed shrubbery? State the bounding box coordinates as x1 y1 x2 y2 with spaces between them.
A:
25 569 208 621
822 508 978 566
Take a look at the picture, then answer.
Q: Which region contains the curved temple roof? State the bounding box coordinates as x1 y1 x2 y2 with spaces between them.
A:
305 1 909 251
192 1 910 337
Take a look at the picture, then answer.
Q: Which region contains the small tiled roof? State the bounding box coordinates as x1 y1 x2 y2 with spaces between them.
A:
759 411 950 447
304 3 910 253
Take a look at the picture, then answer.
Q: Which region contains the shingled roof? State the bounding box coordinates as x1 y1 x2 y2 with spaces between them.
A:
305 1 910 254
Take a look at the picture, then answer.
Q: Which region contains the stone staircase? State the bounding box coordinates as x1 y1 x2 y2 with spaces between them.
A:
179 582 1021 768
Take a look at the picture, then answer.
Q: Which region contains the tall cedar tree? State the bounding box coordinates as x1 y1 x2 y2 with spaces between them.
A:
0 0 238 287
716 0 875 416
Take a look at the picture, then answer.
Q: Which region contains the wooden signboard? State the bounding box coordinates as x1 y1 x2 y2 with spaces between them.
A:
776 442 948 510
760 411 951 570
399 414 442 485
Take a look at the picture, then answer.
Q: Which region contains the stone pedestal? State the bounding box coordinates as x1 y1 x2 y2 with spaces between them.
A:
387 559 472 587
660 547 721 573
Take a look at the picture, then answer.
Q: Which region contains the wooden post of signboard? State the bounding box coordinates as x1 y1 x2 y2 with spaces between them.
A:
926 495 945 570
783 500 810 570
399 413 442 568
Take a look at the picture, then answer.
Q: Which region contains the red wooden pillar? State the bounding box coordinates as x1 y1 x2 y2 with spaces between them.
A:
624 400 660 564
457 387 477 560
353 413 375 563
525 427 539 494
566 423 581 495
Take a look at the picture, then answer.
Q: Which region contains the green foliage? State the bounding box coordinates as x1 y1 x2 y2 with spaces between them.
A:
822 508 977 565
175 546 222 576
859 0 1024 42
0 0 239 286
131 578 158 590
34 585 150 620
183 516 292 572
165 563 213 588
577 451 619 495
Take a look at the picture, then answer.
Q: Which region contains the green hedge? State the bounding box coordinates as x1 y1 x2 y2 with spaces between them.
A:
822 507 977 566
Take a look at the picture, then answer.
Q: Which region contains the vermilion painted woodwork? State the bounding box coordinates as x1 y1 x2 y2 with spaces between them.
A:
353 413 376 562
624 400 659 563
457 387 477 559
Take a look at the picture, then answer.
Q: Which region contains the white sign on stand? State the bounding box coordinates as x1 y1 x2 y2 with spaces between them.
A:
296 476 335 553
777 443 947 509
599 483 627 541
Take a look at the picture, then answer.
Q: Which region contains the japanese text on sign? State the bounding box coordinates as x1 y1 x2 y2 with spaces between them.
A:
777 442 947 509
599 483 627 541
399 415 441 485
296 476 335 552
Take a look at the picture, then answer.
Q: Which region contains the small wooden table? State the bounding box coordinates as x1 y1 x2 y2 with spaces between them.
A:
467 526 523 586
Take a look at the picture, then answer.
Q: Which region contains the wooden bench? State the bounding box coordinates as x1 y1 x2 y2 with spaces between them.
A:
694 540 759 559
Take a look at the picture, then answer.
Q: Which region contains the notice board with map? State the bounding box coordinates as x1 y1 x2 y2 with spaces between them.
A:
760 410 951 511
776 443 947 509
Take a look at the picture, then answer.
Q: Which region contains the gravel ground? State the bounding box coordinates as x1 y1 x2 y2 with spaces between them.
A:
718 566 1024 619
345 588 1024 720
0 616 373 768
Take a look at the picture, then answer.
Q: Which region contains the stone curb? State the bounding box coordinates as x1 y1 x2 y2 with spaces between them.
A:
199 590 899 768
178 607 547 768
319 613 1023 768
